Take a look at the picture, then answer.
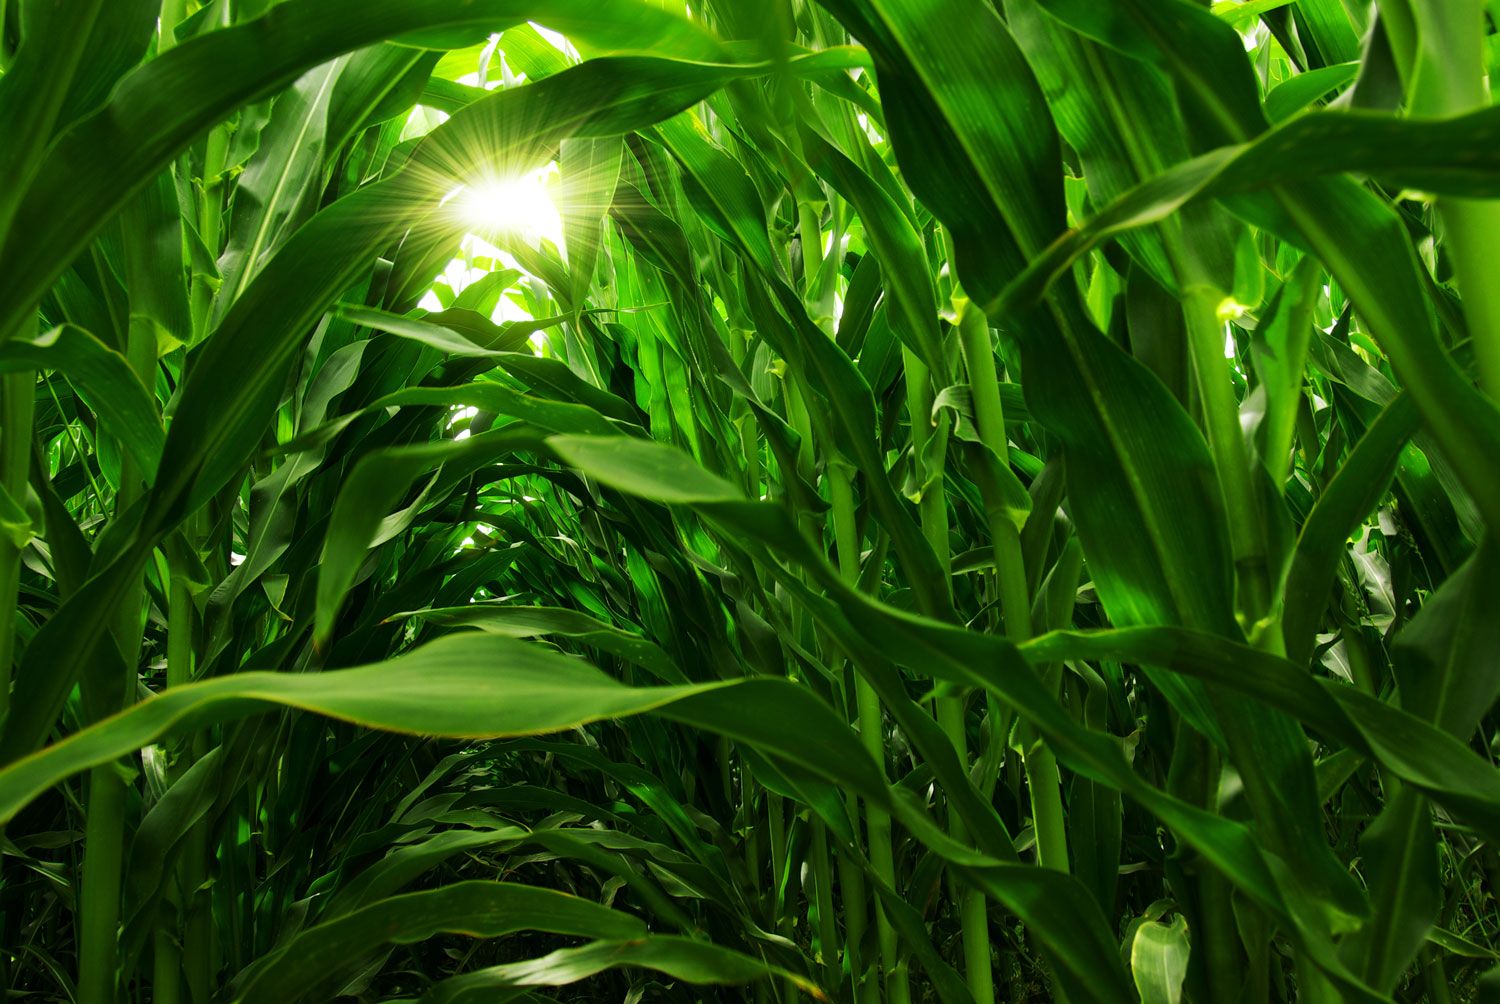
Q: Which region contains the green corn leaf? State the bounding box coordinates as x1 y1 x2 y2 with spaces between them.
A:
543 433 1380 1000
8 5 1500 1000
393 604 686 683
414 936 825 1003
1130 914 1191 1004
0 326 163 475
0 0 721 336
0 634 873 827
232 882 648 1004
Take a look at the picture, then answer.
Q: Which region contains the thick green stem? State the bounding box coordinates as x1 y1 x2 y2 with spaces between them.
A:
78 310 157 1003
153 927 183 1004
829 464 906 1004
147 0 203 958
859 710 904 1004
823 451 874 1002
810 820 840 990
1203 867 1249 1002
955 302 1068 877
0 369 33 731
1167 724 1242 1002
77 567 148 1000
785 375 816 482
817 412 872 1001
181 799 213 1001
188 0 234 339
165 561 215 1003
837 847 876 1004
82 162 188 996
1403 0 1500 397
1172 253 1274 632
0 366 31 1004
78 765 127 1004
954 306 1029 639
767 794 797 1002
190 122 230 336
903 345 995 1001
779 369 835 1003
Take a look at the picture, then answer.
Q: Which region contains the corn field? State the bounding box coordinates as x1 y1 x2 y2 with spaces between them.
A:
2 0 1500 1001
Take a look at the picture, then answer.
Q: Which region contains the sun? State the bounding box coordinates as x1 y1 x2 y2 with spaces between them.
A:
445 165 564 249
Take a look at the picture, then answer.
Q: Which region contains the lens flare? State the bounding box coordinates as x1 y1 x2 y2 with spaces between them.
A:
445 167 564 249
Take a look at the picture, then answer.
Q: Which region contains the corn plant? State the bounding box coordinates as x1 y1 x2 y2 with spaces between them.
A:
2 0 1500 1001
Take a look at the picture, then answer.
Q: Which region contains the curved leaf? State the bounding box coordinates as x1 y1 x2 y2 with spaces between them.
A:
417 935 825 1003
233 882 647 1004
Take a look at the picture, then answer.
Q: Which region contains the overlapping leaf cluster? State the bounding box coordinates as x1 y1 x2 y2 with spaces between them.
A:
1 0 1498 1001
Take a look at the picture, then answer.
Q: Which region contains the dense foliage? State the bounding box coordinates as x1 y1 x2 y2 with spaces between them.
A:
1 0 1499 1001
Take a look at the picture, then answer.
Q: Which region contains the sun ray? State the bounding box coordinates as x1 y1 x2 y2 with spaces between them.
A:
443 165 565 250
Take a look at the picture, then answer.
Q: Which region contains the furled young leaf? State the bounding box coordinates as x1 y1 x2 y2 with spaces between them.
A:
1130 914 1190 1004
